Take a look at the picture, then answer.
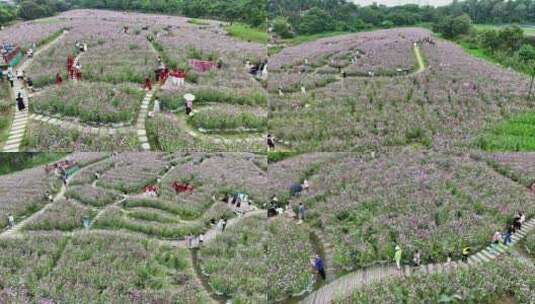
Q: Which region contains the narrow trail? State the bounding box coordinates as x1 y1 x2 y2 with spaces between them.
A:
2 31 67 152
302 218 535 304
413 44 426 74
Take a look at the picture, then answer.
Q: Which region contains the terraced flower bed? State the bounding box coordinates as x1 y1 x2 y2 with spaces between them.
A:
27 11 156 87
24 199 90 231
0 232 208 303
93 205 205 238
188 104 266 133
159 153 268 204
31 82 144 125
0 166 62 229
22 121 140 151
0 18 68 49
198 216 315 303
95 152 169 193
65 185 122 207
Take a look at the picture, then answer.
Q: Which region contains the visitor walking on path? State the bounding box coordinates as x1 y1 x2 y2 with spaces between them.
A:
16 92 25 111
55 72 62 87
503 225 514 246
492 231 502 246
462 246 471 262
412 249 421 267
143 77 152 91
298 203 305 223
7 213 15 228
394 245 402 270
8 70 14 87
221 218 227 232
311 254 326 280
267 134 275 150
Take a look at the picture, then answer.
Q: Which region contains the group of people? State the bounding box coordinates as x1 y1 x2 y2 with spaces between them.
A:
245 59 268 79
44 159 78 187
393 211 528 271
0 66 33 111
491 211 526 248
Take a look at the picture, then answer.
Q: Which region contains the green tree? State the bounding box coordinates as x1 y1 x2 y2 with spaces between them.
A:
297 7 335 35
433 14 472 39
272 16 293 38
18 0 50 20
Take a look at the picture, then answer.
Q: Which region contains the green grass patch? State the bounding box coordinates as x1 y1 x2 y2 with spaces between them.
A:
476 112 535 151
187 18 210 26
474 24 535 36
0 153 67 175
458 40 501 65
225 23 268 43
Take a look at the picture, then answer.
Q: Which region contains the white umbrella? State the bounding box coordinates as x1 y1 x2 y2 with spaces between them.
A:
183 93 195 102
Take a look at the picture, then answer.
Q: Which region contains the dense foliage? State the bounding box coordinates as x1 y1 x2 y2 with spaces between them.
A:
1 0 266 26
269 0 535 36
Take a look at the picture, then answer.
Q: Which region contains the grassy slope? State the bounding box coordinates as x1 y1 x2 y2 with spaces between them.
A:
225 23 268 43
476 112 535 151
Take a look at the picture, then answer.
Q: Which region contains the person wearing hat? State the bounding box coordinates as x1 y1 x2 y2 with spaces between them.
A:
394 245 402 270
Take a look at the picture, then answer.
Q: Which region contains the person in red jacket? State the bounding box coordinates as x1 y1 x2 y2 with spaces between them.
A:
144 77 152 91
55 72 62 86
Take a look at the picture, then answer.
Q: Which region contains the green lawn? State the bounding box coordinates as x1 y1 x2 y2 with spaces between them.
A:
476 112 535 151
225 23 268 43
474 24 535 36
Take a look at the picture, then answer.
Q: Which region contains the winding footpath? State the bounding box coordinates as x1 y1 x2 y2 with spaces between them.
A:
161 209 265 248
2 31 67 152
302 217 535 304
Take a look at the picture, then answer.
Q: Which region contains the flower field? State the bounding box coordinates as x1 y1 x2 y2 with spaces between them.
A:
0 166 61 229
23 121 141 151
1 149 535 302
0 9 268 152
336 257 535 303
24 199 90 231
198 216 315 303
0 232 209 303
31 82 144 124
268 151 535 273
268 27 532 152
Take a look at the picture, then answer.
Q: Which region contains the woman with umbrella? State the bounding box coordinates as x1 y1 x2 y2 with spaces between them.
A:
184 93 195 116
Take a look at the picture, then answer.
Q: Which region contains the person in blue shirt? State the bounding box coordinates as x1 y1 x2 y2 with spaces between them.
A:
311 254 326 280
